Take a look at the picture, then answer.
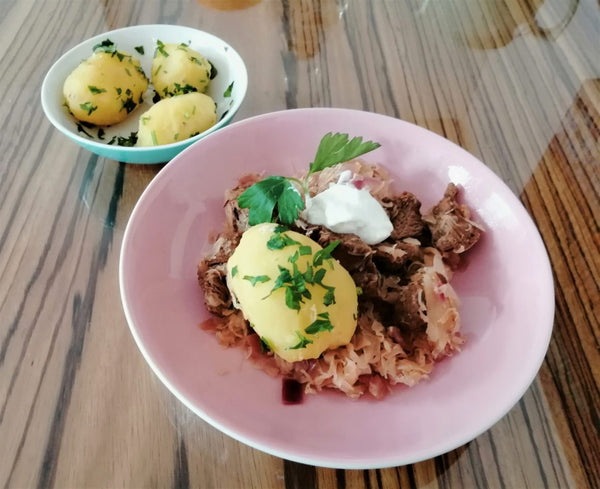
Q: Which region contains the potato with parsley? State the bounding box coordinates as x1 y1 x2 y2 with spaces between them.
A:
63 41 149 125
136 92 217 146
151 41 213 98
226 223 359 363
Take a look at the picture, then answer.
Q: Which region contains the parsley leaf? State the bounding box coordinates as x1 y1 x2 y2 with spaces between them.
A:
312 240 340 267
155 40 169 57
237 176 304 226
93 39 115 53
79 102 97 115
288 331 313 350
134 45 145 55
231 265 238 277
267 232 300 250
305 312 334 334
309 133 380 175
88 85 106 94
223 82 234 97
243 275 270 286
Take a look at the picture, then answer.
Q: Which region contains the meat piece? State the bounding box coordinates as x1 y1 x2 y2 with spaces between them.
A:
223 173 261 234
307 226 374 273
381 192 424 240
197 263 234 316
374 276 426 332
373 240 424 274
424 183 482 254
201 233 240 269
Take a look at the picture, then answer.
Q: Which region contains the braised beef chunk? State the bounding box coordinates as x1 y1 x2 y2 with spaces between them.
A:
197 264 234 316
373 276 426 331
373 241 423 273
382 192 424 240
425 183 482 253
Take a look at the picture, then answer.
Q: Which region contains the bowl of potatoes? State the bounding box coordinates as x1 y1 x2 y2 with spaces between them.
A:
41 24 247 163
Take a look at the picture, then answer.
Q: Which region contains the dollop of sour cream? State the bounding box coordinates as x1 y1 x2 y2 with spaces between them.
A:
303 171 393 244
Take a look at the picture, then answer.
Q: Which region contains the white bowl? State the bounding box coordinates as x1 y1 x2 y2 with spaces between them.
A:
41 24 248 164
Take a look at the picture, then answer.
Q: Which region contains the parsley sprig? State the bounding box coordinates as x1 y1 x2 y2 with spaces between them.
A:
237 133 380 226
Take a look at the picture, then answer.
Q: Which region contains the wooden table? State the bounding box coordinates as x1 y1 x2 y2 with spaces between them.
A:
1 0 598 487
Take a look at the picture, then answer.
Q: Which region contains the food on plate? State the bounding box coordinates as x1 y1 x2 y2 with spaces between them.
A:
197 133 483 401
136 92 217 146
151 41 213 98
226 222 358 362
63 40 148 125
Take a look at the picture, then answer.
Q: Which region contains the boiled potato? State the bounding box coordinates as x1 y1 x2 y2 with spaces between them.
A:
136 92 217 146
151 41 212 98
227 223 358 363
63 51 148 126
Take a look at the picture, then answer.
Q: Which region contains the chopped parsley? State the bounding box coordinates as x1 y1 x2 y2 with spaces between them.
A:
305 312 334 334
121 97 136 114
151 130 158 145
313 240 340 267
155 39 169 57
79 102 97 115
231 265 238 277
76 123 93 138
97 127 105 140
88 85 106 94
223 81 234 97
242 275 270 286
191 56 204 66
259 336 273 353
107 132 138 147
134 45 144 55
93 39 115 53
267 231 300 250
208 61 218 79
288 331 313 350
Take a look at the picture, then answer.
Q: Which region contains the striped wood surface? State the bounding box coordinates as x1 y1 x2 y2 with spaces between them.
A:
0 0 598 487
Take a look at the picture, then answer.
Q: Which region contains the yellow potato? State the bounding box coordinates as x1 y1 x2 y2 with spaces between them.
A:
227 223 358 362
136 92 217 146
151 42 212 98
63 51 148 125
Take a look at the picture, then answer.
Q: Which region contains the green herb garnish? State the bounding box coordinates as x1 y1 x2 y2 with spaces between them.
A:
223 81 234 97
88 85 106 94
121 97 136 114
231 265 239 277
237 176 304 226
208 61 218 79
155 39 169 57
237 133 379 226
93 39 115 53
313 240 340 267
134 45 145 55
288 331 313 350
107 132 138 147
243 275 271 286
79 102 97 115
305 312 334 334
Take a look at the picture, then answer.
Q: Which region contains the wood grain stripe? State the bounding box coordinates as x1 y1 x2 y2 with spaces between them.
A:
284 460 317 489
37 161 125 488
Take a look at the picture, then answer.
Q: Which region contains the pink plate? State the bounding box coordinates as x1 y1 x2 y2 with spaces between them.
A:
119 108 554 468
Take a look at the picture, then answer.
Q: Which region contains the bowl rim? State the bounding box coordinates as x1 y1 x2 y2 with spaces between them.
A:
119 107 556 468
40 23 248 156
